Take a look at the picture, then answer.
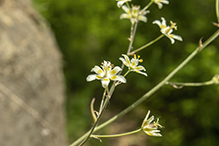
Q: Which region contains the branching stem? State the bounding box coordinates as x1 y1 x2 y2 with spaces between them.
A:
128 34 164 56
70 29 219 146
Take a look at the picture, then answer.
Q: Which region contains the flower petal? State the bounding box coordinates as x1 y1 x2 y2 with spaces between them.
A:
91 66 104 75
145 115 154 126
156 3 163 9
122 54 131 63
166 36 175 44
117 1 125 8
109 66 122 76
119 57 129 67
146 130 162 137
142 110 150 126
110 75 126 83
121 5 130 13
101 78 110 88
120 54 131 67
120 13 131 19
170 34 183 41
161 17 167 26
134 65 146 71
135 70 148 76
138 15 147 23
153 20 162 28
161 0 169 4
86 74 97 82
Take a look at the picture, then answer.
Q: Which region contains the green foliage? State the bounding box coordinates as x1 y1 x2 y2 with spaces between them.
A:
33 0 219 145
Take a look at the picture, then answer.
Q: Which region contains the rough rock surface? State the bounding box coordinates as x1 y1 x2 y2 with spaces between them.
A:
0 0 67 145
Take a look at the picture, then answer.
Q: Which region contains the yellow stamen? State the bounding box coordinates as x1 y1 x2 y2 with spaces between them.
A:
170 21 177 30
134 54 137 59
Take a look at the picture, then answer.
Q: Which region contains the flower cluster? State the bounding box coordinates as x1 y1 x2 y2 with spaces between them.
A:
117 0 170 25
86 54 148 88
153 17 183 44
141 110 163 137
86 61 126 88
84 0 184 142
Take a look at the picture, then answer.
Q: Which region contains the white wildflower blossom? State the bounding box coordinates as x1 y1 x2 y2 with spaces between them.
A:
153 17 183 44
119 54 147 76
141 110 163 137
120 5 150 24
86 61 126 88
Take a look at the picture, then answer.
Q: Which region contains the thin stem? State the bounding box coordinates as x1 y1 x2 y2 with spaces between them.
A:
166 80 214 87
109 81 116 97
79 82 117 145
127 21 139 54
126 1 131 9
141 1 153 13
70 29 219 146
99 88 107 113
128 34 164 56
92 128 141 138
216 0 219 23
78 88 109 146
123 70 130 77
94 29 219 130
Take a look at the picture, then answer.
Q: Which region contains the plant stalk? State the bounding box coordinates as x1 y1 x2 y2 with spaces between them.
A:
70 29 219 146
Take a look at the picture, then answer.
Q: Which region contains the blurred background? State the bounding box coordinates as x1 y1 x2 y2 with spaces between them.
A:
33 0 219 145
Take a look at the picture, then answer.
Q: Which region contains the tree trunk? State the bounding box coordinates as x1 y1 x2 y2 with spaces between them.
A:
0 0 67 145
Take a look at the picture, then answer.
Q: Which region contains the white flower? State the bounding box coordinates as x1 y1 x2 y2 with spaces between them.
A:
120 5 150 24
116 0 132 8
86 61 126 88
153 17 183 44
152 0 169 9
119 54 147 76
141 110 163 137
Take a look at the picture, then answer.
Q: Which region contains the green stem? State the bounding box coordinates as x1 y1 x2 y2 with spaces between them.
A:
141 1 153 13
123 70 130 77
99 88 107 113
92 128 141 138
126 1 131 9
70 29 219 146
109 82 116 97
216 0 219 23
127 21 139 54
81 81 117 145
166 80 214 87
78 88 110 146
128 35 164 56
